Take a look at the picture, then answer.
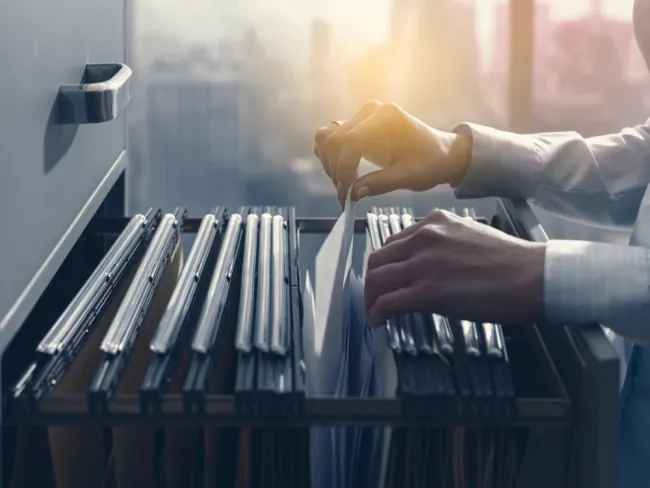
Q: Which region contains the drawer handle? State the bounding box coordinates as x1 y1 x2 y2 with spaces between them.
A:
58 63 132 124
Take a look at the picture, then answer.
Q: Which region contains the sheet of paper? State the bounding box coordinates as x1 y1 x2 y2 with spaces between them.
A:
313 189 356 395
308 177 391 488
302 270 318 396
346 271 379 488
375 312 399 488
332 270 353 488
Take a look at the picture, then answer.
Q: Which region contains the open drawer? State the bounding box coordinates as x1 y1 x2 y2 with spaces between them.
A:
3 202 578 488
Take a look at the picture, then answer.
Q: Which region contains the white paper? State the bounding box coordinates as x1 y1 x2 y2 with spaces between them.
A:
306 177 388 488
313 189 356 395
374 292 398 488
346 271 380 487
306 189 357 488
301 270 318 396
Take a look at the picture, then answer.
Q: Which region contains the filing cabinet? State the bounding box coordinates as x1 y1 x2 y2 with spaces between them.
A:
0 2 620 487
0 0 131 349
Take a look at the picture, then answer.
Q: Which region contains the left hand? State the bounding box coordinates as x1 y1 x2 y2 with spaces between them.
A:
364 210 547 326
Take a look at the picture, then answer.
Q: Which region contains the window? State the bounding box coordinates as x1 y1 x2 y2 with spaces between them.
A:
127 0 510 219
527 0 647 243
126 0 646 230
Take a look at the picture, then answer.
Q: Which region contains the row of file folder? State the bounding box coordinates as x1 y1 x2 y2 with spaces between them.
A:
303 196 524 488
7 201 559 488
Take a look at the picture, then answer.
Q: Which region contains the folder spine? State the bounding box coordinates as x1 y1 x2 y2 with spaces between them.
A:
183 209 245 413
288 207 306 412
88 207 186 414
140 206 225 413
12 208 162 409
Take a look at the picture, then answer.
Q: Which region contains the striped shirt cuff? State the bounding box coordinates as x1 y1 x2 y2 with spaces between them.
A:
451 123 543 200
545 240 650 343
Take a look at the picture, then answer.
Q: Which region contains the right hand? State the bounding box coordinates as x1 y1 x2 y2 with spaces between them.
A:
313 100 473 207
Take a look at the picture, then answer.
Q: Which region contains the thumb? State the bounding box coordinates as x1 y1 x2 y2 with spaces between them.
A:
351 165 410 200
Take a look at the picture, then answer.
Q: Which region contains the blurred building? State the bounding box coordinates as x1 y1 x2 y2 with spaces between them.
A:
140 42 251 213
391 0 492 128
491 2 647 137
537 15 645 135
492 1 553 97
310 20 331 86
308 19 342 121
348 43 391 107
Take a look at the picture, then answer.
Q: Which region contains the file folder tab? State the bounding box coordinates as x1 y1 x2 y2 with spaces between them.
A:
12 208 161 405
184 209 245 412
191 211 243 355
235 212 260 353
140 207 225 412
88 207 186 413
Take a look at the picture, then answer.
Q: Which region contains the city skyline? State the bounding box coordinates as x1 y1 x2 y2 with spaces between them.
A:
129 0 649 238
136 0 638 80
138 0 635 46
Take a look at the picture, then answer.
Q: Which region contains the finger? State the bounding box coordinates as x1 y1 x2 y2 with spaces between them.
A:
335 102 406 198
365 262 417 314
315 121 344 180
367 286 420 327
366 237 413 273
336 142 364 208
328 102 382 185
383 219 424 246
334 121 386 201
350 164 411 201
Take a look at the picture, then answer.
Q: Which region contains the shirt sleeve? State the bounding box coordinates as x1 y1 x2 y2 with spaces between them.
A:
452 121 650 227
545 239 650 344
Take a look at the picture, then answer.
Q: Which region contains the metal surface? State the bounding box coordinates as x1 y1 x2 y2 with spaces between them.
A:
0 156 127 353
150 213 219 354
37 213 147 355
254 213 272 352
270 214 287 355
191 213 243 354
92 217 375 234
100 212 179 354
235 214 260 353
0 0 127 362
58 63 132 124
7 394 570 428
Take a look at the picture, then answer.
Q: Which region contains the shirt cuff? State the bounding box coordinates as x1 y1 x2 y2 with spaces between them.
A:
544 240 650 341
451 123 543 200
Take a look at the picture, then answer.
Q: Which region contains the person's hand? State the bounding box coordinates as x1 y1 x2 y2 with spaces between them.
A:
364 210 546 326
313 100 472 207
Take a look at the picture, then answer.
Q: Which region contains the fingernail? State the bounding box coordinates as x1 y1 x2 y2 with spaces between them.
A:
355 186 371 201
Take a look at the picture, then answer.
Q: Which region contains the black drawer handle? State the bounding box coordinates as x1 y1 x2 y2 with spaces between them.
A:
58 63 132 124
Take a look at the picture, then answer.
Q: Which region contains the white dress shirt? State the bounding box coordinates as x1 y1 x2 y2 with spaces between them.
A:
453 121 650 341
452 2 650 486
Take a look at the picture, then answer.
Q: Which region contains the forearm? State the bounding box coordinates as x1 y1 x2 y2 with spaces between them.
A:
545 240 650 343
451 122 650 227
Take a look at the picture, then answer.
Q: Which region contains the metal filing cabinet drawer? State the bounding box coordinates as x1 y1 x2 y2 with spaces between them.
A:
0 0 131 345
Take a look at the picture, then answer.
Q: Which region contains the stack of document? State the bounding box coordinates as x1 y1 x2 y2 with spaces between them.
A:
303 191 386 488
303 197 525 488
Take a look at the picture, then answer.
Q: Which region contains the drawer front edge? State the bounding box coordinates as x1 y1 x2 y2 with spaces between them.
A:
0 150 128 354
